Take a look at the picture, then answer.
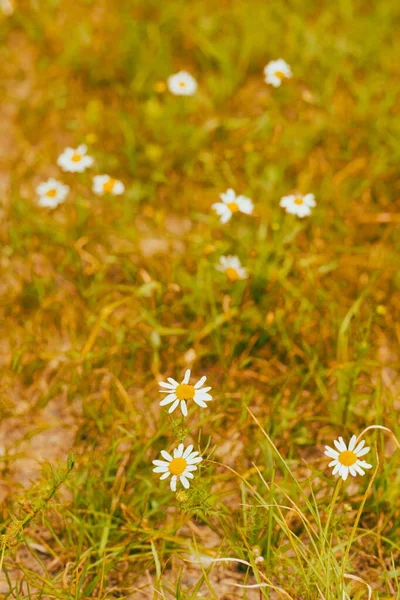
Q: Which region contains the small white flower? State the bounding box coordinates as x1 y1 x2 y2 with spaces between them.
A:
264 59 292 87
324 435 372 481
159 369 212 417
167 71 198 96
152 443 202 491
279 193 316 218
57 144 94 173
212 188 254 224
36 178 69 208
216 255 248 282
92 175 125 196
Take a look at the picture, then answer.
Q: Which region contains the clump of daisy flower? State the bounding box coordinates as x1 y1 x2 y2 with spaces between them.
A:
264 59 292 87
152 443 202 491
324 435 372 481
212 188 254 224
280 193 316 218
92 175 125 196
36 178 69 208
216 255 248 282
57 144 94 173
167 71 198 96
159 369 212 417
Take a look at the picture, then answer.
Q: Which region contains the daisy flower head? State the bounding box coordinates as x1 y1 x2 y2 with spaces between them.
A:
264 59 292 87
212 188 254 224
57 144 94 173
36 178 69 208
152 443 202 491
280 193 316 218
167 71 198 96
324 435 372 481
92 175 125 196
216 255 248 282
159 369 212 417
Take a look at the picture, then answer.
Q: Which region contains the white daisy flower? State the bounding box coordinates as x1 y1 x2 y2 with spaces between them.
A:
264 59 292 87
324 435 372 481
279 193 316 218
212 188 254 224
152 443 203 491
167 71 198 96
36 178 69 208
92 175 125 196
216 255 248 282
159 369 212 417
57 144 94 173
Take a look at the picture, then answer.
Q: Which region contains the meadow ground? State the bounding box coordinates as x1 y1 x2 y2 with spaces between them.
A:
0 0 400 598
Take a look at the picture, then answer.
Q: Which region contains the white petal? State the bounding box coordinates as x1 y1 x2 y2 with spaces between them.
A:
170 476 177 491
348 435 357 451
174 443 184 458
220 188 236 204
168 399 180 414
353 440 365 454
325 447 339 459
180 400 188 417
113 181 125 195
167 377 179 386
152 460 169 467
159 381 175 389
237 196 254 214
183 445 194 458
356 447 370 457
193 398 207 408
182 369 191 384
353 463 365 476
180 475 190 489
332 463 341 476
358 460 372 469
340 466 349 481
160 450 172 461
194 376 207 389
349 466 357 477
328 459 338 467
334 438 347 452
194 391 212 401
153 466 169 473
160 393 177 406
304 193 316 207
187 456 202 465
159 471 170 480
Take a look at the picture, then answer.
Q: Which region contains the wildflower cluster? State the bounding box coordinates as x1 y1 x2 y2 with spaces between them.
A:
153 369 212 491
152 63 377 497
35 144 125 209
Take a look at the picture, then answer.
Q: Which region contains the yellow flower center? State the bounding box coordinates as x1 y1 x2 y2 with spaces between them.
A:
227 202 239 213
71 152 82 162
294 196 304 205
179 80 186 87
169 457 187 476
225 267 239 282
275 70 286 79
338 450 357 467
103 178 116 193
46 188 57 198
175 383 195 400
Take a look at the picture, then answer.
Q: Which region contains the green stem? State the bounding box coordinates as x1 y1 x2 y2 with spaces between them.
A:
324 478 342 545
